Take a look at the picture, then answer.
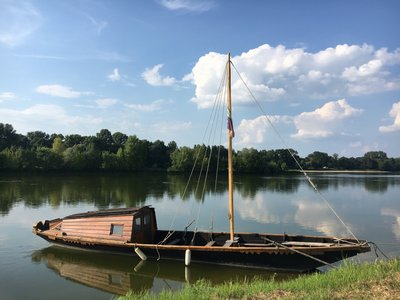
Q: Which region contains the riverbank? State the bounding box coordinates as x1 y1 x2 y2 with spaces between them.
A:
120 258 400 300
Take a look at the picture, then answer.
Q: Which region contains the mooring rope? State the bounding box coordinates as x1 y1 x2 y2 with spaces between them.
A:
368 241 389 259
231 61 360 243
262 236 337 269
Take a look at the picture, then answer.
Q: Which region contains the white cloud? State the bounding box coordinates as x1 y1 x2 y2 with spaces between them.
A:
293 99 363 139
342 59 382 80
381 208 400 240
0 92 15 102
142 64 177 86
236 115 292 146
0 1 42 47
292 198 352 237
95 98 118 109
108 68 121 81
125 99 172 112
186 44 400 109
236 194 293 224
236 192 355 237
151 120 192 134
36 84 91 98
188 52 228 108
379 101 400 133
0 104 101 134
159 0 215 12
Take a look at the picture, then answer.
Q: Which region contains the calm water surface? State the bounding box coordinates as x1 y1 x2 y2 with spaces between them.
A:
0 172 399 300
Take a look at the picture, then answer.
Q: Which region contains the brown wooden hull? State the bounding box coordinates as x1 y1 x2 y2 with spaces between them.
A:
34 228 370 272
32 207 370 272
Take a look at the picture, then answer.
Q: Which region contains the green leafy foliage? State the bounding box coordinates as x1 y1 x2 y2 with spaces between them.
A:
0 123 399 172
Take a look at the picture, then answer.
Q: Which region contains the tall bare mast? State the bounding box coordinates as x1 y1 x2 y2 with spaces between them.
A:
227 52 235 241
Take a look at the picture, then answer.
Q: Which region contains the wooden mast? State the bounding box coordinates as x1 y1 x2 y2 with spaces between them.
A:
227 52 235 241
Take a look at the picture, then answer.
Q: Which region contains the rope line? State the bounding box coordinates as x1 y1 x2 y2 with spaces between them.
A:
368 241 389 259
262 236 337 269
161 63 228 245
192 62 229 245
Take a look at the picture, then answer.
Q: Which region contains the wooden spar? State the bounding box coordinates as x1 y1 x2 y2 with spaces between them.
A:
227 52 235 241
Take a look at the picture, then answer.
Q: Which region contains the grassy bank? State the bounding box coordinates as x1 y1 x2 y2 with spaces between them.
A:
119 258 400 300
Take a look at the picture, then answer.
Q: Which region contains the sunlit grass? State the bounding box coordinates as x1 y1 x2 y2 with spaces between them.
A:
119 258 400 300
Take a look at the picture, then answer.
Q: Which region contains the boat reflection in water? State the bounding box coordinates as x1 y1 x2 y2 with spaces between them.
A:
32 246 295 296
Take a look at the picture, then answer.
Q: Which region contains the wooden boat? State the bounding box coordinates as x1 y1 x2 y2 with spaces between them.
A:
33 53 370 272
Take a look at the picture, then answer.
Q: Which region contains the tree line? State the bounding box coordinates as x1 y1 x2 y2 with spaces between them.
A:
1 123 399 173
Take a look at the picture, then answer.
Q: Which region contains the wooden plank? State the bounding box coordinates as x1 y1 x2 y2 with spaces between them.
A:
61 226 133 232
62 217 133 224
282 241 334 247
62 227 130 232
61 226 132 240
62 219 132 225
242 243 275 247
63 232 131 238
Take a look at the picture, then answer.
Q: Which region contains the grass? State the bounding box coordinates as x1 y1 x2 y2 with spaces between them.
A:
119 258 400 300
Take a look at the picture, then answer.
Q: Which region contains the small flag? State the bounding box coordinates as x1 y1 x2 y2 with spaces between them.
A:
227 117 235 138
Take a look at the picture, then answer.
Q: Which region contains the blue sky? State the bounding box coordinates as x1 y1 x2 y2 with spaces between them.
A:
0 0 399 157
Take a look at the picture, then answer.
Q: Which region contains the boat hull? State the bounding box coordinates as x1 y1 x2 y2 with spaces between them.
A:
32 207 370 273
34 230 369 273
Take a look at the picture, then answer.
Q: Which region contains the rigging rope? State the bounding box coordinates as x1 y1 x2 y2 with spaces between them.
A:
191 62 229 244
161 62 228 245
230 61 360 243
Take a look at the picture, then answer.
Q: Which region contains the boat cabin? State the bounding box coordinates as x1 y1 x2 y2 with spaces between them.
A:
36 206 157 244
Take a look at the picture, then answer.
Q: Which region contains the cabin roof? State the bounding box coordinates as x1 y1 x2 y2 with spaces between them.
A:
63 206 152 220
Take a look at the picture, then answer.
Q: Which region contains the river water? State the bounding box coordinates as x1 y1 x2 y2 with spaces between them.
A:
0 172 399 299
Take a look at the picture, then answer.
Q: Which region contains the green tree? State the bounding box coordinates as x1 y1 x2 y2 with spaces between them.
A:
124 135 149 170
236 148 262 173
167 141 177 153
52 137 66 154
363 151 388 170
0 123 18 151
112 132 128 151
169 146 195 172
83 140 102 169
0 147 35 169
275 149 300 170
27 131 51 149
337 157 356 170
64 144 88 170
148 140 170 169
305 151 331 169
101 151 121 169
96 129 114 152
36 147 63 169
64 134 85 148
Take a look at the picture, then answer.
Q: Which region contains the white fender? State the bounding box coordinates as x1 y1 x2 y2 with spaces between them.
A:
185 249 191 266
